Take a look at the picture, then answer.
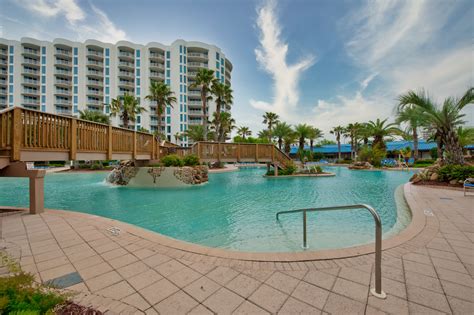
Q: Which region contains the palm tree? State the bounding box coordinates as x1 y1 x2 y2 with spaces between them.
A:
294 124 312 151
211 82 233 139
257 129 272 142
457 126 474 150
145 81 176 142
79 109 110 124
110 93 146 129
210 112 235 142
174 132 183 144
365 118 400 150
344 123 362 159
330 126 345 160
395 106 425 160
184 125 205 142
272 122 293 150
283 131 298 155
237 126 252 140
190 68 215 140
308 127 323 153
398 88 473 164
262 112 280 140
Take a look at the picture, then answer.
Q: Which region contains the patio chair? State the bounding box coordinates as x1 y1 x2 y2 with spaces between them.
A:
464 178 474 196
408 158 415 166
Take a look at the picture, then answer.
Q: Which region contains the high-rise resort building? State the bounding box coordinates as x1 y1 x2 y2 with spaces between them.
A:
0 37 232 146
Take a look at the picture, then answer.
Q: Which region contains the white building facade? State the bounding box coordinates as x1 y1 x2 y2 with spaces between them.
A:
0 37 232 146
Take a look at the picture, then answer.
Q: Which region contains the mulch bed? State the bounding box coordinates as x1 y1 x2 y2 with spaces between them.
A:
55 302 103 315
412 180 463 188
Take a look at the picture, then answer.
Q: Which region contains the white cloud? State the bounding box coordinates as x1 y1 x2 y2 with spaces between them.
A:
250 0 315 119
11 0 127 43
312 0 472 139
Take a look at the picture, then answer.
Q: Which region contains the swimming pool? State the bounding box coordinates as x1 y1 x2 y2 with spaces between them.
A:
0 166 413 252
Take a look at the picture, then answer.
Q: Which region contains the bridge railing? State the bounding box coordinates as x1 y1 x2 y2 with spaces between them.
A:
0 107 293 166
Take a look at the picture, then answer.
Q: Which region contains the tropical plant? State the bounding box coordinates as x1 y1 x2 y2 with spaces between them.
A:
457 126 474 150
344 123 363 159
161 154 184 167
262 112 280 139
79 109 110 124
210 111 235 142
395 106 425 160
438 164 474 182
184 125 205 142
283 131 298 154
398 87 473 164
237 126 252 140
190 68 215 140
257 129 272 141
174 132 183 144
211 82 233 140
183 154 200 166
358 144 386 167
272 122 293 150
294 124 313 151
365 118 400 150
308 127 323 153
110 93 146 130
145 81 176 142
137 127 150 133
330 126 345 160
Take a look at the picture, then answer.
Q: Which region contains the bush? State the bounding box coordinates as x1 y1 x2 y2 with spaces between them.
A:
430 147 438 160
437 165 474 182
413 159 435 167
335 159 352 164
78 164 91 169
266 161 297 176
161 154 184 167
358 145 386 167
90 162 104 170
0 253 66 314
183 154 200 166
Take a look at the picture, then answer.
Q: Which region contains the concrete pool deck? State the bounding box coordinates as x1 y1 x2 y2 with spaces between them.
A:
1 184 473 314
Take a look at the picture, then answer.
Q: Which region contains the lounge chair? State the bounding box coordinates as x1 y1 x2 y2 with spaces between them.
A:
408 158 415 167
464 178 474 196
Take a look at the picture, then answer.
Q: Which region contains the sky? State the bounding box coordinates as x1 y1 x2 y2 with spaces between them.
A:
1 0 473 141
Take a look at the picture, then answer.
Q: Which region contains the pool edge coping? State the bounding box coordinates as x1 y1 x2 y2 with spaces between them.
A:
0 182 433 262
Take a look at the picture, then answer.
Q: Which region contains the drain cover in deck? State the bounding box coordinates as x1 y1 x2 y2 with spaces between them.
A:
45 272 83 289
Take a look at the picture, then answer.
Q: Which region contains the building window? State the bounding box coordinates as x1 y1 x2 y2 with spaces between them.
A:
136 59 140 67
42 47 46 54
42 76 46 84
105 87 110 94
216 52 220 60
136 78 140 86
106 68 109 75
179 55 182 63
166 51 170 58
136 87 140 95
74 47 78 54
74 57 78 65
9 46 14 54
41 56 46 64
136 69 140 76
136 50 140 58
74 86 78 93
167 70 170 77
105 77 109 85
180 45 182 53
166 60 170 68
74 77 78 84
41 86 46 93
73 68 78 75
106 48 110 57
105 59 109 66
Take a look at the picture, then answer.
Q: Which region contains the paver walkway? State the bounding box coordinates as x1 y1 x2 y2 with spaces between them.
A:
0 184 473 314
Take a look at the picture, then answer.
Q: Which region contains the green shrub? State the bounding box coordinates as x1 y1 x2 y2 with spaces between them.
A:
438 165 474 182
161 154 184 167
315 166 323 173
265 161 297 176
90 162 104 170
430 147 438 160
78 164 91 169
183 154 200 166
0 253 66 314
335 159 352 164
413 159 435 167
358 145 386 167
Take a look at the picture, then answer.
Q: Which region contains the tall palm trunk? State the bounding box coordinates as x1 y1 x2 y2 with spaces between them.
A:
123 113 129 130
278 138 283 150
156 107 162 143
201 88 208 140
444 128 464 164
299 137 304 151
337 136 341 160
412 127 418 160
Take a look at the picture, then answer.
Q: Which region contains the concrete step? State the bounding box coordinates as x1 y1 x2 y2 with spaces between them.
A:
0 156 10 170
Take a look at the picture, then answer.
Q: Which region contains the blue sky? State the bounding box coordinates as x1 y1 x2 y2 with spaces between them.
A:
1 0 472 140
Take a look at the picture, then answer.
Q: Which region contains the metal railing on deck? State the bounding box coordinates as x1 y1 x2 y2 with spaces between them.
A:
276 204 387 299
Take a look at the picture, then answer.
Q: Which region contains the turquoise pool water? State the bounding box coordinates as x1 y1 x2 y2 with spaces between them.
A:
0 166 413 252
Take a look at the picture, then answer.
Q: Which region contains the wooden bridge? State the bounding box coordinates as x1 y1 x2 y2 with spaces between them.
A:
0 107 291 214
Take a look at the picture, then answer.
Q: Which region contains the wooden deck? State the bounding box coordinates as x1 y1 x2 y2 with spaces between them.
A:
0 107 291 167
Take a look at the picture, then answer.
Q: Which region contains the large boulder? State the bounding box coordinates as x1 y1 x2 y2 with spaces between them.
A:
430 173 439 181
349 161 373 170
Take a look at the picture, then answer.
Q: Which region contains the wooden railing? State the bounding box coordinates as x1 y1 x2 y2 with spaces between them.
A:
0 107 292 166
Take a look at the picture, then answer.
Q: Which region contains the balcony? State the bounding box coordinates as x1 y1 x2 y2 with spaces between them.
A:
87 80 103 87
0 69 7 76
55 49 72 57
118 90 134 97
55 107 72 114
86 99 102 106
0 79 7 85
188 90 201 96
23 78 40 86
0 59 7 65
188 110 203 116
149 62 164 70
55 89 72 96
22 47 39 57
188 62 208 69
187 71 198 77
0 48 7 55
188 119 203 125
0 89 7 95
187 52 208 61
119 51 134 59
149 52 165 61
118 61 134 69
87 60 104 68
87 50 103 57
55 99 72 106
87 69 103 78
118 80 134 87
150 72 165 80
22 99 40 106
55 69 72 77
188 101 202 106
55 79 71 87
23 58 40 66
87 90 103 96
22 88 39 96
118 70 134 78
55 59 71 67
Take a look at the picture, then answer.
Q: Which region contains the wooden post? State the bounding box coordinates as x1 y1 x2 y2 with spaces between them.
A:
132 131 137 160
152 136 156 159
70 118 77 160
271 145 275 162
255 143 259 162
107 125 113 160
237 143 241 162
11 107 22 161
217 142 221 162
274 162 278 176
27 169 46 214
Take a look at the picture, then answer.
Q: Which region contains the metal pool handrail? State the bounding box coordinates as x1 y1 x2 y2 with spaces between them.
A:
276 204 387 299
